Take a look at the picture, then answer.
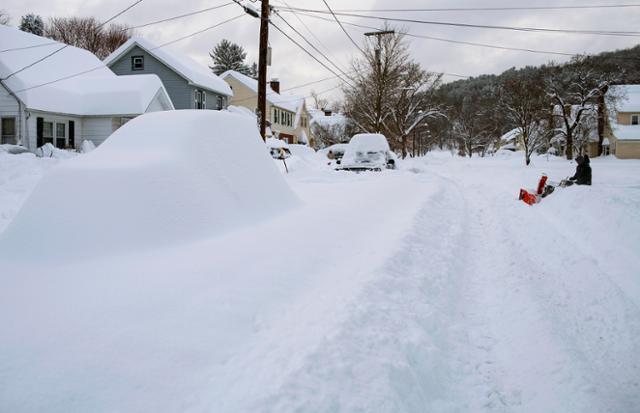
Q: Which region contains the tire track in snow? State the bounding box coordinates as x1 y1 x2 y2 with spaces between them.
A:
434 162 640 413
251 172 490 412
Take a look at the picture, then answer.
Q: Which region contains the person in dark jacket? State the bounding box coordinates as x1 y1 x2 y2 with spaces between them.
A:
569 155 592 185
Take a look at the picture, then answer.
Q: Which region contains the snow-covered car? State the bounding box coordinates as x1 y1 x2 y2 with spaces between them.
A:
266 137 291 160
321 143 349 163
337 134 397 172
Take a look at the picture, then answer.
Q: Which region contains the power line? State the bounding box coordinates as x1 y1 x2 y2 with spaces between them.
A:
275 7 640 37
1 0 145 80
126 2 234 31
319 0 366 55
274 3 640 12
280 0 335 59
152 14 245 49
269 20 356 88
11 14 243 94
281 72 355 91
0 42 59 54
288 10 630 58
272 11 354 82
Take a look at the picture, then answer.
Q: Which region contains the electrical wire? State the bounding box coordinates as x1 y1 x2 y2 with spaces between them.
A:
272 11 354 82
274 3 640 12
269 20 356 88
126 2 234 31
11 13 243 94
1 0 145 80
319 0 366 55
288 9 637 59
151 14 245 49
275 7 640 37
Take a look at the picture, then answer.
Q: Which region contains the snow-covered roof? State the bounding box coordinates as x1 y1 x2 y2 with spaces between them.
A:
309 108 349 128
500 128 521 143
220 70 298 112
0 26 172 115
609 85 640 113
611 124 640 141
104 37 232 97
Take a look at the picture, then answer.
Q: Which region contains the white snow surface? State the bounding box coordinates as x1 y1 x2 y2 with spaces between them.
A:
0 110 297 261
104 37 232 97
0 26 170 115
1 149 639 412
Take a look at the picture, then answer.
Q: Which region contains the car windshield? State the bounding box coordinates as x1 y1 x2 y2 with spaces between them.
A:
355 150 383 163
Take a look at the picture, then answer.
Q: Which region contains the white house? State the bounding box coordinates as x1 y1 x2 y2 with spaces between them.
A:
0 25 173 151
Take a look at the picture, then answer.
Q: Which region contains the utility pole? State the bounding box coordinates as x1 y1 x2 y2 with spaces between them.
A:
257 0 270 141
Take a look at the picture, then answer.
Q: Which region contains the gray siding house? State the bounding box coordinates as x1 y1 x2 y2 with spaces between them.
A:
104 38 233 110
0 26 173 151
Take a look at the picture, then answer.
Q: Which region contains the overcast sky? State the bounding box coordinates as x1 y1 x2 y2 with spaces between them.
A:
2 0 640 105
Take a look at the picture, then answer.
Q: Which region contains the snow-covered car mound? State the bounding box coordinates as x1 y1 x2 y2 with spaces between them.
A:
338 133 397 171
0 110 298 260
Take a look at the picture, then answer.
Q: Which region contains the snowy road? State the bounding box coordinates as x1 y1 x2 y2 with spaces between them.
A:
1 151 639 412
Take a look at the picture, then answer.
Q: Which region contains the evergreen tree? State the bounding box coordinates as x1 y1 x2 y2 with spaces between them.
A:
20 14 44 36
249 62 258 79
209 39 253 76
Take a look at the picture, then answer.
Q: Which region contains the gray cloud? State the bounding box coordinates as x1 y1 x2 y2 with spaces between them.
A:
3 0 639 104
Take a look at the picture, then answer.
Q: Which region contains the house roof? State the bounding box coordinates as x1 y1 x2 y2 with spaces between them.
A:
220 70 298 112
0 25 172 116
104 37 232 97
309 108 349 128
611 124 640 141
609 85 640 113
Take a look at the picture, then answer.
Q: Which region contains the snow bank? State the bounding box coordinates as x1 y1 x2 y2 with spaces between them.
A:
80 140 96 153
0 110 298 260
35 143 76 159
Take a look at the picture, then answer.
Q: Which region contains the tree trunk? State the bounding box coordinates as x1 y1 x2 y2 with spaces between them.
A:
565 129 573 160
597 88 607 156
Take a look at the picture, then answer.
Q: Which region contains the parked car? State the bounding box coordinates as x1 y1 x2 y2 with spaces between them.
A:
337 134 397 171
321 143 349 163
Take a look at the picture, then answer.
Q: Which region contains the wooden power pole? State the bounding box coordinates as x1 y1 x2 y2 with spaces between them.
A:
257 0 270 141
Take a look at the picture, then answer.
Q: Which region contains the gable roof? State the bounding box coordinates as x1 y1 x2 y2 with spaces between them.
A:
220 70 299 112
609 85 640 113
104 37 232 97
0 25 172 115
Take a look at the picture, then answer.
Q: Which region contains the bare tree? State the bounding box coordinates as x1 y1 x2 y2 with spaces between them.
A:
500 70 550 165
388 63 444 157
343 29 407 139
546 57 620 159
45 17 132 59
452 101 495 157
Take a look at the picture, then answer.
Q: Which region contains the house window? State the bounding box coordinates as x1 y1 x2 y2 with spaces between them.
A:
632 114 639 125
42 121 54 144
217 95 224 110
195 90 206 109
131 56 144 71
273 108 279 124
1 117 16 144
55 122 66 149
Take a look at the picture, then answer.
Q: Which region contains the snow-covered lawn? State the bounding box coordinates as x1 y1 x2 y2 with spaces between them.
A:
1 150 639 412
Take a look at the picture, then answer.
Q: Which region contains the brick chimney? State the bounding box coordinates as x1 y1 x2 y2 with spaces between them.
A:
270 78 280 94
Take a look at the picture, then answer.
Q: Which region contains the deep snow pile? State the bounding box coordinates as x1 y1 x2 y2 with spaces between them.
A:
0 151 63 233
0 110 297 260
0 148 638 412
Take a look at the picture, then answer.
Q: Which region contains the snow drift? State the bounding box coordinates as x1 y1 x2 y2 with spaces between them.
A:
0 110 298 260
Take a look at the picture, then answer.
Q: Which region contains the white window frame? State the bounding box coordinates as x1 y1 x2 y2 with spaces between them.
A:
632 114 639 125
1 117 17 144
195 90 206 109
131 56 144 71
42 121 54 142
